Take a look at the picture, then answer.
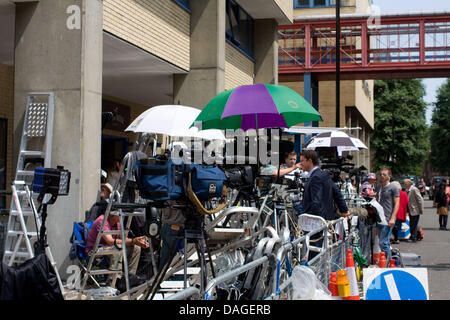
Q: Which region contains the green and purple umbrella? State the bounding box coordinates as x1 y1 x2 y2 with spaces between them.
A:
191 84 322 131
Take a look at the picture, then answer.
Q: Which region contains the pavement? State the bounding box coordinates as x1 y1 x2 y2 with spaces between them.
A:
391 199 450 300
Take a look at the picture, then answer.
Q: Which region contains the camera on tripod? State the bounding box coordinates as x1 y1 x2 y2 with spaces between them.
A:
223 165 256 189
320 154 355 183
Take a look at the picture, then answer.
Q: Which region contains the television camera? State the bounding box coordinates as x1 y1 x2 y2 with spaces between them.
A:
320 154 367 186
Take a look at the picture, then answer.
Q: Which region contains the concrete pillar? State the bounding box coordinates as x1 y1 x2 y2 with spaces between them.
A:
13 0 103 274
174 0 225 109
254 19 278 85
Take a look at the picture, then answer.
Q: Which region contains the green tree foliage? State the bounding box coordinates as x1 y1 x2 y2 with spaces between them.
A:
430 79 450 175
371 79 429 176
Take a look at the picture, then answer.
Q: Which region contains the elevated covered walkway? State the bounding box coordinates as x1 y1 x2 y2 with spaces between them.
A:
279 10 450 81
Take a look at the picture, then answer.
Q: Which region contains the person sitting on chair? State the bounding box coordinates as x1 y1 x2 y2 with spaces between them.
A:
85 211 149 280
84 183 113 222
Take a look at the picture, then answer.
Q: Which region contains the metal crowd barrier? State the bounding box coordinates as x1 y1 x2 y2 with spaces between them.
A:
203 256 270 300
164 216 350 300
266 217 348 300
166 286 201 300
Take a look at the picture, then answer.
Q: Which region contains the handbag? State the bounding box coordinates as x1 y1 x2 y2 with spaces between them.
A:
437 206 448 216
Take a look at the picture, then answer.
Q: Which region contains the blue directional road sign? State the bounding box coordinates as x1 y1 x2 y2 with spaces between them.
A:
365 269 428 300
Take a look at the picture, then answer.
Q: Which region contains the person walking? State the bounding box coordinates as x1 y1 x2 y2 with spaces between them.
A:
434 183 448 230
391 181 408 244
404 179 424 242
375 168 399 262
419 178 427 198
446 179 450 213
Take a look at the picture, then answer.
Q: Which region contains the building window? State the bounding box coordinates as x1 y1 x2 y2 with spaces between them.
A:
294 0 353 8
226 0 254 59
173 0 190 13
0 119 6 210
314 0 327 6
295 0 309 7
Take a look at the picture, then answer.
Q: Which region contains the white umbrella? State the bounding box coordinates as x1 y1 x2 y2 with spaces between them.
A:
305 130 368 153
125 105 226 140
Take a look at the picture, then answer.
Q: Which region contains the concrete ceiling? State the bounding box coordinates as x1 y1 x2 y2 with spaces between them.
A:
102 32 188 107
0 1 189 108
234 0 292 24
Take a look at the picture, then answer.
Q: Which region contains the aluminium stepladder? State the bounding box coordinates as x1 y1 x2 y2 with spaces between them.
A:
78 136 155 299
2 92 64 293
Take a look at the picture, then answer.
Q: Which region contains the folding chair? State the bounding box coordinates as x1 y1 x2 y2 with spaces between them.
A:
69 221 109 288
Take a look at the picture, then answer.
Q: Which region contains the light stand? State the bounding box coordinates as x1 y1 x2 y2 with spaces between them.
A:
32 166 71 254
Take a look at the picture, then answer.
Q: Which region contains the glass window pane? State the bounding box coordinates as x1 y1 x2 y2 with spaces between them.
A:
226 0 254 58
173 0 190 11
314 0 327 6
226 2 232 37
239 10 248 51
248 18 254 55
297 0 309 7
230 2 240 44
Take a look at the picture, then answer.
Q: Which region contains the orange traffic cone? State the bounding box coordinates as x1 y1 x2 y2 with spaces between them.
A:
378 251 387 268
373 232 381 265
329 272 340 299
389 259 396 268
344 249 360 300
372 252 380 265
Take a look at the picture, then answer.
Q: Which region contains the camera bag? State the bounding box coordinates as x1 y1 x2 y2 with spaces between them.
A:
135 157 184 200
187 164 227 200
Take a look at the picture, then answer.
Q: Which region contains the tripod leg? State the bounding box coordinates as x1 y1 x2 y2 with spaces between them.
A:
184 237 188 289
194 240 207 294
148 241 158 279
205 238 216 279
143 235 180 300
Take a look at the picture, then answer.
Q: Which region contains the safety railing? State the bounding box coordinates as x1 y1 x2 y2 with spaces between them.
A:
165 286 201 300
203 256 270 300
266 217 347 300
166 215 349 300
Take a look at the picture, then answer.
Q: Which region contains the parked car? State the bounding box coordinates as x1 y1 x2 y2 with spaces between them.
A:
393 174 420 190
430 176 450 200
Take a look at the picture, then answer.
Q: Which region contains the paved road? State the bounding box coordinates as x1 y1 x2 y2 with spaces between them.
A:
391 199 450 300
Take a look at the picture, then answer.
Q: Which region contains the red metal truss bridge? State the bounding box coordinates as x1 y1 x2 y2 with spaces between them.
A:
278 11 450 81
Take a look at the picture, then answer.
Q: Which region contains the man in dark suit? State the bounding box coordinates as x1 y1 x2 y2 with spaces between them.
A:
299 150 349 261
300 150 349 220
